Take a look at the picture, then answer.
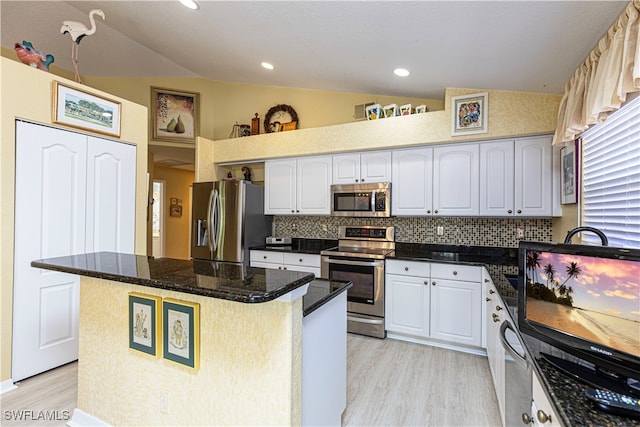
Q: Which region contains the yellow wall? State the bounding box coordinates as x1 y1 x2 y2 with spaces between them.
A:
0 57 149 383
78 277 302 425
153 166 195 260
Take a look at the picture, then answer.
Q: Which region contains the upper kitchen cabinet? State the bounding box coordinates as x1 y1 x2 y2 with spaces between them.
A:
515 136 553 216
480 136 553 216
332 151 392 184
480 140 515 216
391 147 433 216
265 156 332 215
433 144 480 216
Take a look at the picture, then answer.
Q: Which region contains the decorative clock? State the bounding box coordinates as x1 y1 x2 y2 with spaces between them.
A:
264 104 298 133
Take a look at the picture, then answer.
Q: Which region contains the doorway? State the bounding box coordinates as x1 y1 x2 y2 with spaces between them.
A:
152 180 166 257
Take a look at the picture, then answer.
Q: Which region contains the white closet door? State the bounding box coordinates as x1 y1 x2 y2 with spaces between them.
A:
13 121 87 381
85 137 136 254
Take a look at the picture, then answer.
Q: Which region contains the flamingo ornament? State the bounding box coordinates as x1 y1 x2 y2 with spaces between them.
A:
60 9 105 83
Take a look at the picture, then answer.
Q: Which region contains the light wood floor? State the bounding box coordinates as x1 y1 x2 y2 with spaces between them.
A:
1 336 500 426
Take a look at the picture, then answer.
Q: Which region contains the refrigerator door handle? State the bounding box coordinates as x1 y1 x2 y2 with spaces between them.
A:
211 188 220 252
206 189 215 253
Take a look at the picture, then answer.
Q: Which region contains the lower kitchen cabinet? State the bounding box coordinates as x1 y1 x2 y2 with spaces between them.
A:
485 277 506 426
385 259 483 351
531 372 561 427
250 250 321 277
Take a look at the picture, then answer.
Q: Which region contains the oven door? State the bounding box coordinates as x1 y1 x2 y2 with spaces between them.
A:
321 256 384 317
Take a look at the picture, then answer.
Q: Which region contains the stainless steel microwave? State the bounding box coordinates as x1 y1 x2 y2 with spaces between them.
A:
330 182 391 217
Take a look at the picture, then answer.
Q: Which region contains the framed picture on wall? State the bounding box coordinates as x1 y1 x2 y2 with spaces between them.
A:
151 87 199 143
128 293 162 357
163 298 200 370
561 140 579 204
451 92 488 136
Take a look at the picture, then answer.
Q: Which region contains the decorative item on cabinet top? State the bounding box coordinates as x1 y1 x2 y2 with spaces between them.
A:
151 87 199 144
52 81 122 138
14 41 54 71
451 92 488 136
264 104 298 133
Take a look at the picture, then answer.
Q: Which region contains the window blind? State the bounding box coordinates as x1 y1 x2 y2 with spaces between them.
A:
580 95 640 248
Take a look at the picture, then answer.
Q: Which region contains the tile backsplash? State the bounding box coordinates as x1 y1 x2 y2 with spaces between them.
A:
273 216 552 248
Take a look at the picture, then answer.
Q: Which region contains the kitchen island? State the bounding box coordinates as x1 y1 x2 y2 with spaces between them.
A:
31 252 350 426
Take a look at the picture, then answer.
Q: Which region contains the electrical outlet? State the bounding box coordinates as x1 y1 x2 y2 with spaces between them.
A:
517 228 525 239
322 224 328 232
437 226 444 236
161 391 169 413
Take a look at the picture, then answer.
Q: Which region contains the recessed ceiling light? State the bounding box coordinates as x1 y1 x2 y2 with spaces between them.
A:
179 0 199 10
261 62 275 70
394 68 410 77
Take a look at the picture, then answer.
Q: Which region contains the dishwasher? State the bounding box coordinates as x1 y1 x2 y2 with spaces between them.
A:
501 317 533 425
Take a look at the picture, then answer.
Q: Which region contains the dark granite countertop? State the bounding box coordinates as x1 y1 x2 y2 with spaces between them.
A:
250 238 338 254
303 278 351 316
31 252 316 304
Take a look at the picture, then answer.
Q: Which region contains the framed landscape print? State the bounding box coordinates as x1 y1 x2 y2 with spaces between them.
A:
128 293 162 357
151 87 199 143
451 92 488 136
52 81 121 137
561 141 579 204
163 298 200 370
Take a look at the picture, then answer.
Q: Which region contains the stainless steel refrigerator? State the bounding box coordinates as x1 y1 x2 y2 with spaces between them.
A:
191 180 272 263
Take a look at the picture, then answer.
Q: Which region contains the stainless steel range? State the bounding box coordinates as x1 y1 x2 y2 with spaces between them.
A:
321 225 395 338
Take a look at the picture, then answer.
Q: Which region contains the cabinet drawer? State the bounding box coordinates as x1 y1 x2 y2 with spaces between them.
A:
431 263 481 282
385 260 430 277
250 250 284 265
283 253 321 268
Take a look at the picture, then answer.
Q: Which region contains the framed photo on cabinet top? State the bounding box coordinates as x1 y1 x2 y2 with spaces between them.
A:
52 81 122 137
451 92 488 136
151 87 199 143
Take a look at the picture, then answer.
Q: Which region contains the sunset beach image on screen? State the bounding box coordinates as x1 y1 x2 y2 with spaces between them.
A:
524 251 639 357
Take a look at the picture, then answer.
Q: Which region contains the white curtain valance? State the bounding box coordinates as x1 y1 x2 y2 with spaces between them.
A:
553 0 640 145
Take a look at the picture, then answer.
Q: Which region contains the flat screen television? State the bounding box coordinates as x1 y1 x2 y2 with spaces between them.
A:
517 241 640 394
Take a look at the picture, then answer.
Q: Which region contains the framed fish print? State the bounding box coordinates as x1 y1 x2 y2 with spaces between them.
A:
163 298 200 370
451 92 488 136
128 293 162 357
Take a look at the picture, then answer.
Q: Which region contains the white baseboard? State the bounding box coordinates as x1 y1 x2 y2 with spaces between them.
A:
66 408 109 427
0 379 18 394
386 333 488 357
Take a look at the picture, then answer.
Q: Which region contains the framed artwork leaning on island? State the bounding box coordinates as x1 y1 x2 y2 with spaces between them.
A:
163 298 200 370
151 87 199 143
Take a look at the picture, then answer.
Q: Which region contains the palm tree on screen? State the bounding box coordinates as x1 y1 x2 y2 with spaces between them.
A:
543 263 556 290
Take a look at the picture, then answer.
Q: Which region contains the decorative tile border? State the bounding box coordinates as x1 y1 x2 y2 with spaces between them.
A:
274 216 552 248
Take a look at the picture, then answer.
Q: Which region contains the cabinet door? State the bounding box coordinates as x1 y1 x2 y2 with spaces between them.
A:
265 159 297 214
485 280 506 425
391 147 433 216
532 372 561 427
430 278 482 346
433 144 479 216
86 137 136 253
385 274 429 337
360 151 391 183
515 136 552 216
480 140 515 216
297 156 332 215
332 153 360 184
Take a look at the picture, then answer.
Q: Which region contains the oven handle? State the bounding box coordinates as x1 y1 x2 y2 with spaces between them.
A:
324 258 384 267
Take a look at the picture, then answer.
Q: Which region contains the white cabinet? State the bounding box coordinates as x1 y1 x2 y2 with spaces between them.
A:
332 151 391 184
250 250 321 276
12 121 136 381
515 136 553 216
532 371 561 427
480 136 553 216
385 259 483 350
430 264 483 347
485 275 506 426
433 144 480 216
264 156 332 215
391 147 433 216
480 140 515 216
